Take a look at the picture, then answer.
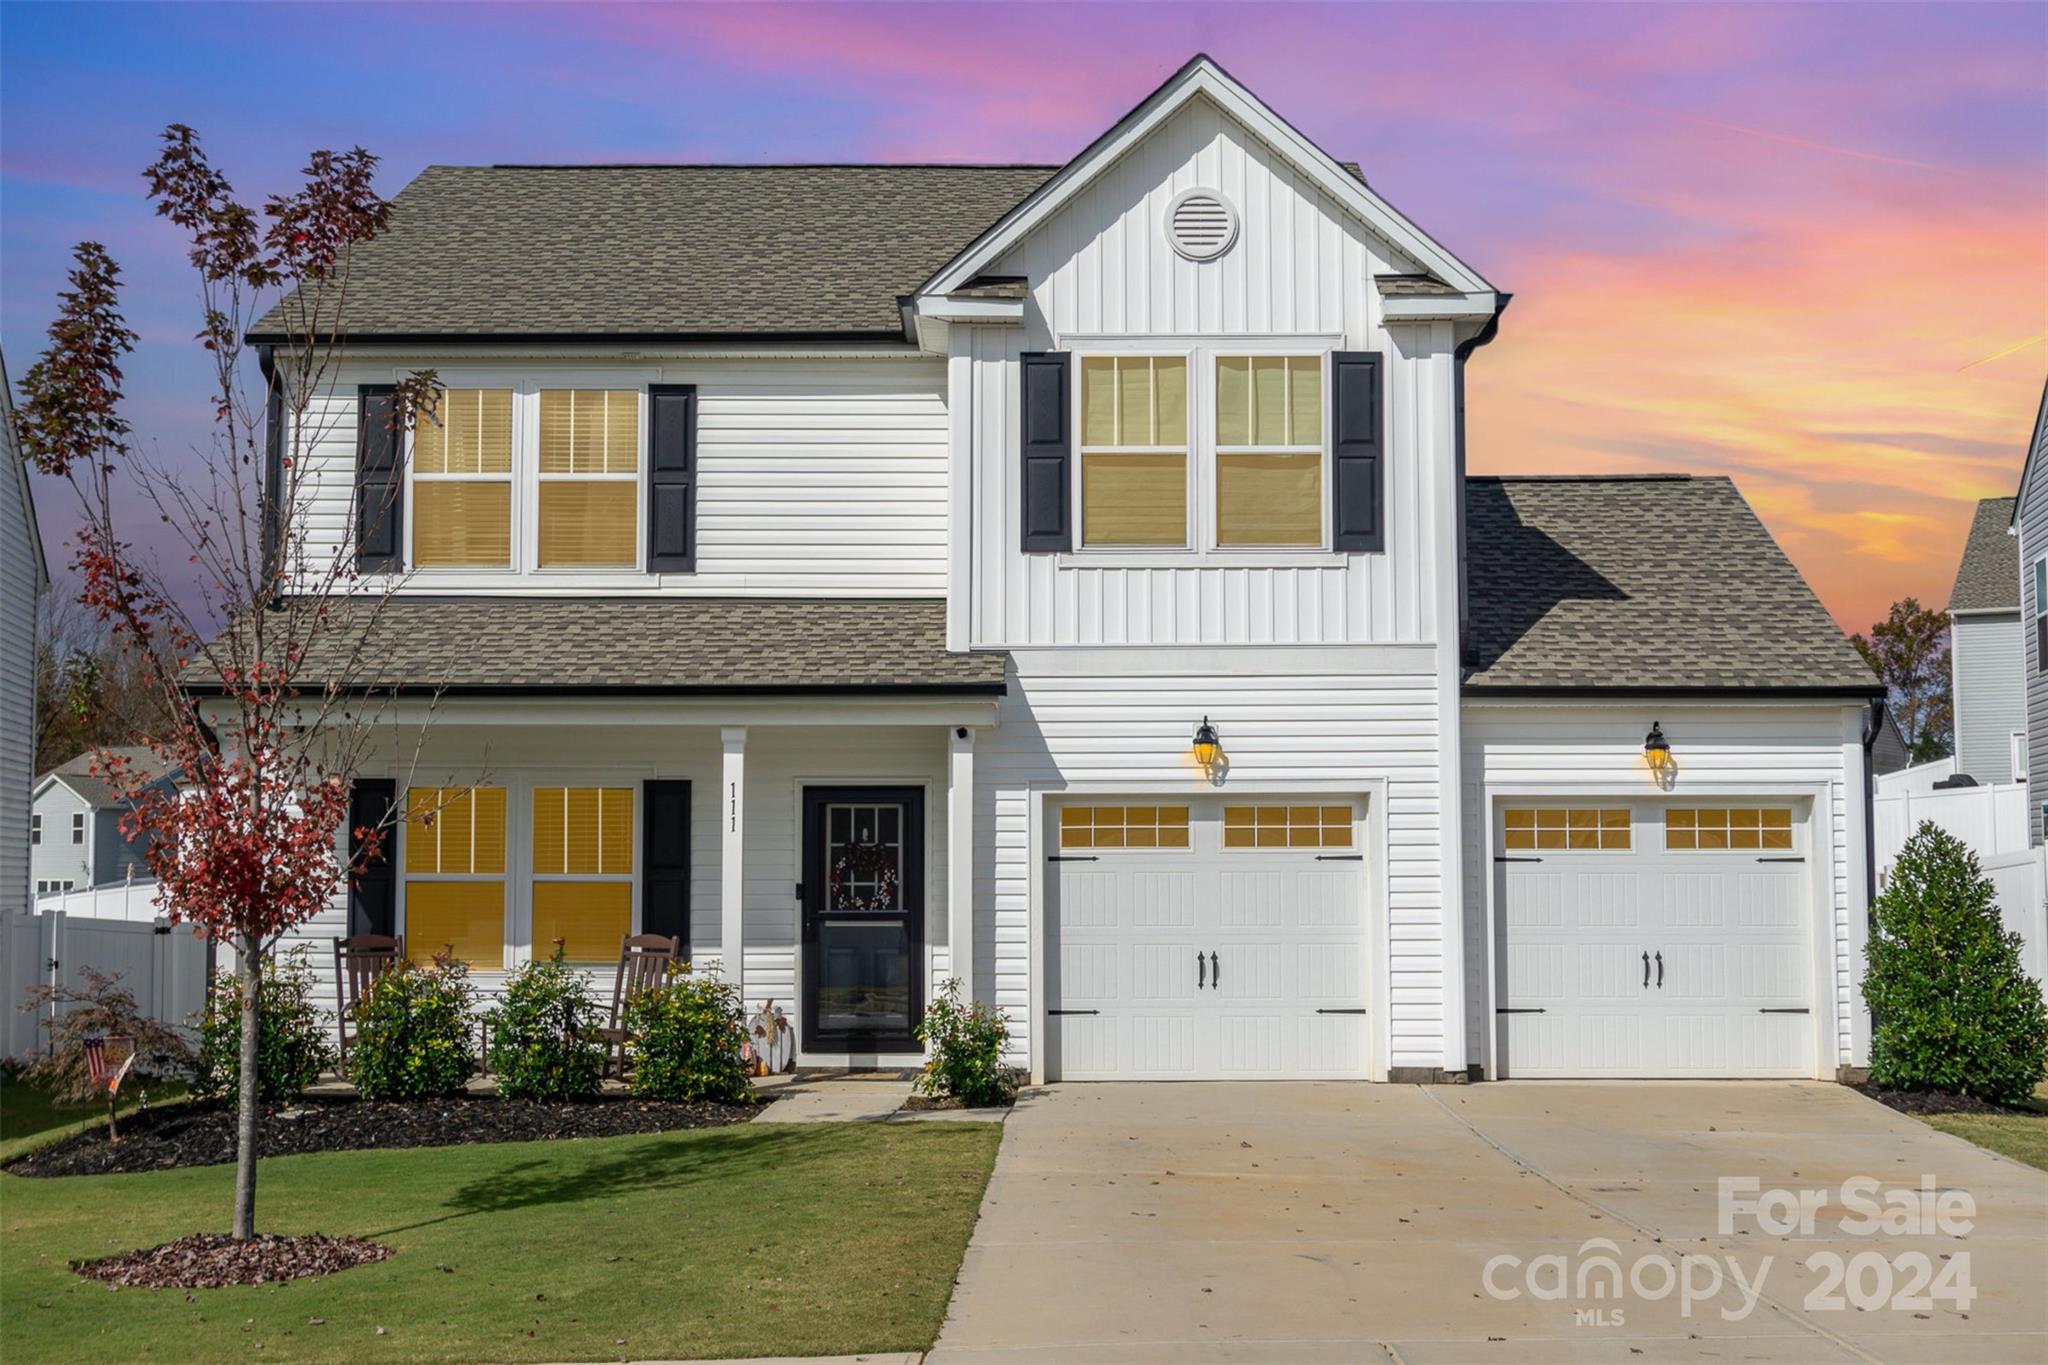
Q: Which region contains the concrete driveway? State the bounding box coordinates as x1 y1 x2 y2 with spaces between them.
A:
930 1082 2048 1364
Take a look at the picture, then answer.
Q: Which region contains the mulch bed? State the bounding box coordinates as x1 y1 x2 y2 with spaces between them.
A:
1852 1082 2039 1117
901 1093 1015 1111
6 1094 762 1179
72 1232 391 1289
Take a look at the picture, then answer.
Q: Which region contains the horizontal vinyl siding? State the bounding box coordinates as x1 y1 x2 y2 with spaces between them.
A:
1953 613 2023 782
1460 703 1865 1071
979 653 1446 1071
292 357 949 596
968 96 1454 651
0 461 34 915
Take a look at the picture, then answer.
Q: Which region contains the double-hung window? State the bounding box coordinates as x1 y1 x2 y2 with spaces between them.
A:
2034 558 2046 671
413 389 514 567
1080 356 1189 547
1214 355 1323 547
403 785 508 967
538 390 640 567
30 814 39 846
71 812 85 845
531 786 635 963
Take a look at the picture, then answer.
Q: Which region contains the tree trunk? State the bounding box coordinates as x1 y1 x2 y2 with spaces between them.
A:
233 930 260 1240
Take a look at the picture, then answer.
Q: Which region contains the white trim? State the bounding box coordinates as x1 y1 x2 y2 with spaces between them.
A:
919 57 1493 301
719 728 746 989
947 728 976 1003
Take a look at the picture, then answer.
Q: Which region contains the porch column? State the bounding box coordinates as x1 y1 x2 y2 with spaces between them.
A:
947 726 976 1000
720 727 746 995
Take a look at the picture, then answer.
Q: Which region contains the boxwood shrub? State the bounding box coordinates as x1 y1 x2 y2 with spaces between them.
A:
194 946 334 1103
348 957 479 1100
486 946 605 1101
623 970 752 1103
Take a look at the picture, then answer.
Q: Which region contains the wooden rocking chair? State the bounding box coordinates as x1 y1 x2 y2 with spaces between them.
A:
602 933 680 1077
334 933 403 1069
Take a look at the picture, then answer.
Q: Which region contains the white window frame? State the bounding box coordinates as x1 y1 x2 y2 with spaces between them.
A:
401 373 652 580
526 779 643 963
396 783 513 973
1211 350 1329 552
2013 729 2029 782
30 813 39 846
1073 349 1196 552
1062 335 1342 565
2034 557 2047 673
71 812 86 845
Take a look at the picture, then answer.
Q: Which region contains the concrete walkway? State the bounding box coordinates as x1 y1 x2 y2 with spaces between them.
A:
930 1081 2048 1364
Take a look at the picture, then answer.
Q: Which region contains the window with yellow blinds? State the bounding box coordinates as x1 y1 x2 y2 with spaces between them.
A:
1215 355 1323 547
1223 804 1353 849
1059 805 1191 850
1081 355 1189 547
402 786 507 966
531 786 635 964
1665 807 1794 851
412 389 513 567
1502 808 1632 852
538 390 639 566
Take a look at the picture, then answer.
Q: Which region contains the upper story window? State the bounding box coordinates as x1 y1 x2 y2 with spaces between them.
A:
407 385 644 573
1074 347 1328 554
2034 558 2046 671
71 812 86 845
30 813 40 846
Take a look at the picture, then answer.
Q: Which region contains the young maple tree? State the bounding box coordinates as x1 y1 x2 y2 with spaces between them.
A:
15 126 438 1240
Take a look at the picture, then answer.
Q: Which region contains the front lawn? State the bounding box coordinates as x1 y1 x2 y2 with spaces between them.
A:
1921 1083 2048 1171
2 1120 1001 1363
0 1069 187 1152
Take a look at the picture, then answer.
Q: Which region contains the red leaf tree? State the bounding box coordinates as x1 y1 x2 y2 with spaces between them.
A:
15 127 439 1239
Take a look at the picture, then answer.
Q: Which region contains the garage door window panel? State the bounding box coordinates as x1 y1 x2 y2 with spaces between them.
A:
1503 808 1631 852
1223 804 1352 849
1061 805 1191 850
1666 808 1793 851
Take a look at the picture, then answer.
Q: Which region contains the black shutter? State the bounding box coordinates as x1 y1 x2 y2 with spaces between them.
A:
1330 352 1385 552
355 385 404 572
1019 352 1071 552
647 385 698 572
642 780 692 951
347 779 397 938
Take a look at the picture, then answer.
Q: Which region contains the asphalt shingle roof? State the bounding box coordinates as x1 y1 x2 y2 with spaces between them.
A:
247 165 1058 341
1463 475 1879 694
244 598 1006 694
43 745 176 807
1948 495 2020 613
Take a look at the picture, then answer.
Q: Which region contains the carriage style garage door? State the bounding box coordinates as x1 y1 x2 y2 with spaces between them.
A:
1495 801 1815 1078
1047 798 1368 1080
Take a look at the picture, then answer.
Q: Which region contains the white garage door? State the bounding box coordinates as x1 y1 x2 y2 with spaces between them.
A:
1496 801 1814 1078
1048 799 1368 1080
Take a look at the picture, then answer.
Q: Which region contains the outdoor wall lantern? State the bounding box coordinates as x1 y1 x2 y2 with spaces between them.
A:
1192 717 1222 773
1643 721 1674 778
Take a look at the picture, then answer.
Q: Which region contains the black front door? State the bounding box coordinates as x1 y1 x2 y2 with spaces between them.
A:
801 786 925 1053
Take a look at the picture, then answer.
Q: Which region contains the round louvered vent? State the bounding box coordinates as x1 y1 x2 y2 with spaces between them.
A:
1167 188 1238 261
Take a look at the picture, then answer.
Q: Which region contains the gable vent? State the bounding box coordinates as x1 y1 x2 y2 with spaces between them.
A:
1167 189 1238 261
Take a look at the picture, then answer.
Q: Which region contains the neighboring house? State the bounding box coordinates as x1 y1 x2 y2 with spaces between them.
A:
2 351 46 915
2013 378 2048 844
1870 706 1911 778
30 745 175 895
239 55 1881 1082
1946 495 2025 783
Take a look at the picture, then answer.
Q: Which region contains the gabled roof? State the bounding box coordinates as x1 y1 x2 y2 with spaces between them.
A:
198 599 1006 695
918 53 1495 302
2007 376 2048 529
34 745 178 809
1463 475 1879 695
1948 495 2019 613
246 165 1055 343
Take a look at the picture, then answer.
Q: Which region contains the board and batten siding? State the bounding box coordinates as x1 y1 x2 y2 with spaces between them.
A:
1460 702 1871 1075
976 649 1449 1075
1951 612 2024 783
964 94 1458 651
291 356 949 596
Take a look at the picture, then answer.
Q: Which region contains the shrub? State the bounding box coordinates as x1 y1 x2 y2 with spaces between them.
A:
1865 821 2048 1104
194 946 334 1103
348 957 479 1100
914 978 1016 1107
623 969 752 1103
486 946 605 1101
18 966 194 1136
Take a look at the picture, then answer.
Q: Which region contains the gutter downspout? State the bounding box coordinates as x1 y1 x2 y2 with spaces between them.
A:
1858 697 1883 1072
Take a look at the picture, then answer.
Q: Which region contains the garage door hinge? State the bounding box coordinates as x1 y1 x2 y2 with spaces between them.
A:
1756 856 1805 863
1495 1007 1546 1014
1494 855 1543 863
1758 1007 1810 1014
1048 1009 1100 1016
1047 854 1099 862
1314 854 1364 862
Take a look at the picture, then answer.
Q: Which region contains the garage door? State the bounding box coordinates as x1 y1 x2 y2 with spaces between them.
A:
1496 802 1813 1078
1048 799 1368 1080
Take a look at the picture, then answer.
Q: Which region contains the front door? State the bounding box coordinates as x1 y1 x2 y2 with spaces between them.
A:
801 786 926 1053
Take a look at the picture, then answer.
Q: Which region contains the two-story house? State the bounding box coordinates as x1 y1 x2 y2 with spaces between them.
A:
2012 380 2048 842
244 56 1881 1083
2 352 46 915
1946 496 2026 784
29 745 177 896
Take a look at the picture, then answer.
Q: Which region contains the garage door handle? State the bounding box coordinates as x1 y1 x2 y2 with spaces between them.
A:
1496 1007 1546 1014
1049 1009 1100 1016
1048 854 1099 862
1197 952 1206 989
1642 951 1650 989
1318 1008 1370 1015
1758 1007 1810 1014
1495 855 1543 863
1316 854 1364 862
1756 856 1804 863
1655 951 1664 989
1210 951 1219 988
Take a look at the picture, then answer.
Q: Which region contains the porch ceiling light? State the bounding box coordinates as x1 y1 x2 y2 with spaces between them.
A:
1644 721 1674 776
1192 717 1222 772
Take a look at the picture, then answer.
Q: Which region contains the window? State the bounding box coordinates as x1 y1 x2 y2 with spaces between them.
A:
36 880 75 896
2035 558 2046 671
1215 356 1323 547
1223 804 1354 849
1059 805 1191 850
531 786 635 963
412 389 514 567
1665 807 1793 851
2015 730 2030 782
1080 356 1188 547
1503 808 1632 852
30 814 39 846
538 390 639 566
403 786 507 966
71 812 85 845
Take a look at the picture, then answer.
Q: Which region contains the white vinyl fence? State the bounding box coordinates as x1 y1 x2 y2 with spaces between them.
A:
1 909 210 1060
31 878 163 924
1874 780 2048 989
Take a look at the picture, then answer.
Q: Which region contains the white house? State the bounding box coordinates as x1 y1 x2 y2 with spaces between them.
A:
29 744 177 896
235 56 1882 1083
1946 495 2026 784
2 351 47 916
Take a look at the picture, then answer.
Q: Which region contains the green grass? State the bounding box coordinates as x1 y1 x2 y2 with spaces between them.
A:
1919 1084 2048 1171
1 1120 1002 1363
0 1071 188 1153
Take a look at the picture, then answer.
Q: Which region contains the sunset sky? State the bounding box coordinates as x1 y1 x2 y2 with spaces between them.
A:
4 1 2043 634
